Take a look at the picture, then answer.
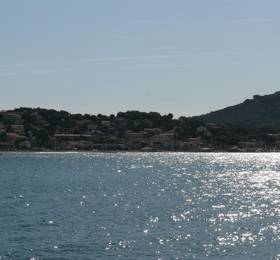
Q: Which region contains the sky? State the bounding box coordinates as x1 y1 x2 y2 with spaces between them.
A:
1 0 280 117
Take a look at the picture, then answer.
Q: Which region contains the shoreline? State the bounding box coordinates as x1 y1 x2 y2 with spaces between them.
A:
1 150 280 154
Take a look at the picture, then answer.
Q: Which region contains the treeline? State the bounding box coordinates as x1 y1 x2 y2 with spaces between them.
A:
0 106 279 151
13 107 202 138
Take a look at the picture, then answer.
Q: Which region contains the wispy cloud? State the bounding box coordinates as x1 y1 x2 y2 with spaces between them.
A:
116 35 143 40
227 18 273 23
0 68 72 77
0 62 45 69
82 51 237 63
123 64 194 71
0 51 237 74
130 19 156 24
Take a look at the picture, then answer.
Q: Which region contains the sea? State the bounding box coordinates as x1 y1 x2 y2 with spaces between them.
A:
1 152 280 260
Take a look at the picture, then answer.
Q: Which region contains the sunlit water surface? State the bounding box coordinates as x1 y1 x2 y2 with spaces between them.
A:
1 152 280 259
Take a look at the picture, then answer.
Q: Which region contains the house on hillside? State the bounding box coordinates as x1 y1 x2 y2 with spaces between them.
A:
150 131 176 150
2 113 22 124
125 131 150 150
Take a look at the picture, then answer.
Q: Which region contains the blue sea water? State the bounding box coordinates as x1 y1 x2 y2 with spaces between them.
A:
1 152 280 259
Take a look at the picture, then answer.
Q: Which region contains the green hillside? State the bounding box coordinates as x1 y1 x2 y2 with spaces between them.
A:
197 91 280 129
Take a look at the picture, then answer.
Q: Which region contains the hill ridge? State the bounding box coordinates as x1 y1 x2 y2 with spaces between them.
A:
196 91 280 128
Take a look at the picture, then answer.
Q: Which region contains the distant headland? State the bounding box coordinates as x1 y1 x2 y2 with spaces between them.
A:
2 91 280 152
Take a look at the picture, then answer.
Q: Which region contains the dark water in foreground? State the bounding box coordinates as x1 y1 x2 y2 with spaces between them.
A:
1 152 280 259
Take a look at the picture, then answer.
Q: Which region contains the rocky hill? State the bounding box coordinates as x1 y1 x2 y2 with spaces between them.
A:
197 91 280 129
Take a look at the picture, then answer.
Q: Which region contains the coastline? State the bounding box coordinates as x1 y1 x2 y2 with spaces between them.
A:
1 149 279 154
1 108 280 154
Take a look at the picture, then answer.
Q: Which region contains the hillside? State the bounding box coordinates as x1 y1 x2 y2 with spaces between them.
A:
197 91 280 129
2 95 280 151
0 108 206 151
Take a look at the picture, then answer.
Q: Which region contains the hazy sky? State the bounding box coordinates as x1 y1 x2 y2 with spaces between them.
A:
1 0 280 116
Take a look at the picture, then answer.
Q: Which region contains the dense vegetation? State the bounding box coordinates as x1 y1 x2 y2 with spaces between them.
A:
1 92 280 151
197 91 280 130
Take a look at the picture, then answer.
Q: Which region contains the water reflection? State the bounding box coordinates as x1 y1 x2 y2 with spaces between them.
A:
1 152 280 259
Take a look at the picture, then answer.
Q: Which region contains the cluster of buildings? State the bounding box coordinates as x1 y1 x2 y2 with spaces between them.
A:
0 112 31 150
53 129 177 151
0 112 201 151
2 109 280 152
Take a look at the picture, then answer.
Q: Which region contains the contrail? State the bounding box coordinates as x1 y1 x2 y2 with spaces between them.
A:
83 51 236 63
0 51 237 69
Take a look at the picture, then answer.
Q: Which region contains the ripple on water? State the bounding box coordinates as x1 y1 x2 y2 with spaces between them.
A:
1 152 280 259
